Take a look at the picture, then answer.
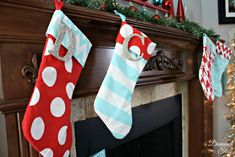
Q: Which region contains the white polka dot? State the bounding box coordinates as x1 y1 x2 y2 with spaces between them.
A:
120 24 133 38
40 148 53 157
63 150 70 157
50 97 66 117
65 59 73 73
42 67 57 87
44 38 54 56
66 82 75 99
129 46 141 56
30 117 45 140
147 42 156 55
58 126 68 145
29 87 40 106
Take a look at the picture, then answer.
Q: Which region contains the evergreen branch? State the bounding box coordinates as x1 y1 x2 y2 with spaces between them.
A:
63 0 218 39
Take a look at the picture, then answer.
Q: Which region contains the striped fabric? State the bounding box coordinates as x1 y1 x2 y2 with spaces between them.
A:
94 42 154 139
94 12 156 139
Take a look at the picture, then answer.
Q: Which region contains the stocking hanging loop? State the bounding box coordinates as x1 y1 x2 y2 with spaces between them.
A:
54 0 64 10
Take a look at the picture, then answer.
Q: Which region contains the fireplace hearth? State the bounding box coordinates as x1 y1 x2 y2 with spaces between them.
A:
74 95 182 157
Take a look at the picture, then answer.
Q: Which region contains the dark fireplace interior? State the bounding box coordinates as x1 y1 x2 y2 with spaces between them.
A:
74 94 182 157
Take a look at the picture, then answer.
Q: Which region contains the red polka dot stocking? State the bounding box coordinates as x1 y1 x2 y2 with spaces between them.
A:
22 1 92 156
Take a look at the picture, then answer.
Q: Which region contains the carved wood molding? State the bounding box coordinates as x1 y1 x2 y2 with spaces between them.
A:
144 51 183 71
21 54 40 84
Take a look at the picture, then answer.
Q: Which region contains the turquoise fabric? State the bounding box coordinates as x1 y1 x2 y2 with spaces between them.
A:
90 149 106 157
46 10 92 67
211 52 229 97
114 10 126 21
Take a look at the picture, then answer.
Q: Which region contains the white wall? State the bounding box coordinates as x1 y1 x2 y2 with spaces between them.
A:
174 0 202 24
201 0 235 42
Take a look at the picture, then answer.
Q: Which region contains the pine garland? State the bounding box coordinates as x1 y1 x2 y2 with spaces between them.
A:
64 0 218 39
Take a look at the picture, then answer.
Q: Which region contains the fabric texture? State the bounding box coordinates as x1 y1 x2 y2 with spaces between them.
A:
212 40 232 97
94 17 156 139
22 3 92 157
199 34 216 101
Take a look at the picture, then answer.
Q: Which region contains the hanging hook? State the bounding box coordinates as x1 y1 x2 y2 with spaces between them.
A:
54 0 64 10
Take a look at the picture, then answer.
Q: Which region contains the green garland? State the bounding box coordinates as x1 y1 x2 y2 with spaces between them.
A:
64 0 218 39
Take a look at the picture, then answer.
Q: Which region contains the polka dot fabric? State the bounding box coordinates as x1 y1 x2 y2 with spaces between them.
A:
22 1 92 156
116 21 155 60
94 16 156 139
22 35 77 157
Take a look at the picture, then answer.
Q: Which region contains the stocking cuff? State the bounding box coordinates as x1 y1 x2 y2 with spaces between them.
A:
46 10 92 67
116 21 156 61
216 41 232 60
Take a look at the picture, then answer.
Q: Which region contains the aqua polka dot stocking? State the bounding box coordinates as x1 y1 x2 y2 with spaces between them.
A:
94 12 156 139
22 1 92 156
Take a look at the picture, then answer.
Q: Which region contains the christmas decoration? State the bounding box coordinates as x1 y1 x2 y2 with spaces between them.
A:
129 5 138 13
199 34 216 101
212 41 232 97
162 0 172 10
153 0 163 6
94 11 156 139
221 59 235 157
176 0 185 22
22 0 92 156
152 14 161 20
99 1 106 11
128 1 138 13
168 0 175 17
140 0 148 2
152 10 161 20
63 0 217 38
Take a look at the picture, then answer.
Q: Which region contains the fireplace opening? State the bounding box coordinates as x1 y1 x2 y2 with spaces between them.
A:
74 95 182 157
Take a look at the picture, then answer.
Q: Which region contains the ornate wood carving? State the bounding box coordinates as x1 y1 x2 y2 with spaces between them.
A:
21 54 40 84
144 51 183 71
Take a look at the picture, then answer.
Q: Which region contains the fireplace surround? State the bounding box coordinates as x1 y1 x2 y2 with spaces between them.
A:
74 95 182 157
0 0 212 157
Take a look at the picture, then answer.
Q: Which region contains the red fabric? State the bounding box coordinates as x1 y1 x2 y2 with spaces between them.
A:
54 0 64 10
199 46 214 101
116 21 152 60
22 34 82 157
216 41 232 60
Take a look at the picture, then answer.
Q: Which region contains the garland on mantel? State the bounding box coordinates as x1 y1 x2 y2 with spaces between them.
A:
63 0 218 39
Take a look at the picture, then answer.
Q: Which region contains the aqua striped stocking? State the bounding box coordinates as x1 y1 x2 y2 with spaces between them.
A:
94 12 156 139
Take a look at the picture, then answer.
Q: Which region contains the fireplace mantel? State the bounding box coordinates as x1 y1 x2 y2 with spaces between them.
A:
0 0 211 157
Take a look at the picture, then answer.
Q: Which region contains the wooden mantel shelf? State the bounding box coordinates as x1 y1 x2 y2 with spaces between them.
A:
0 0 201 103
0 1 210 157
0 0 200 42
